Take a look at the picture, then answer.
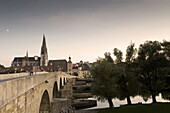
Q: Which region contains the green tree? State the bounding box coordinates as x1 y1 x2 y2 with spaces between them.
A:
137 41 169 103
113 48 123 64
113 44 139 105
0 64 5 69
161 40 170 59
91 58 117 108
8 68 15 73
161 40 170 100
104 52 114 63
126 43 137 63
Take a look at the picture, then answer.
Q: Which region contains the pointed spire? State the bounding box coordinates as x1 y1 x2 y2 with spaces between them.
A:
42 34 46 48
26 50 28 57
40 34 48 66
41 34 47 54
69 54 71 60
68 55 72 63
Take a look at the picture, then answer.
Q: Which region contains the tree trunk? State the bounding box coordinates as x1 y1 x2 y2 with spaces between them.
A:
107 98 114 108
127 96 132 105
152 93 157 103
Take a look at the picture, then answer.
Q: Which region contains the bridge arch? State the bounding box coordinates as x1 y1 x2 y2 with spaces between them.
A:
73 72 78 76
60 77 62 89
53 81 58 98
64 77 66 85
39 90 51 113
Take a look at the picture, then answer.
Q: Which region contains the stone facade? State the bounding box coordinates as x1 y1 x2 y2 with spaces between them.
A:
48 60 68 72
11 56 41 67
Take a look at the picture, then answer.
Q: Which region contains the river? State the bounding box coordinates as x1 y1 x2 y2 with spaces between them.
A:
87 94 170 109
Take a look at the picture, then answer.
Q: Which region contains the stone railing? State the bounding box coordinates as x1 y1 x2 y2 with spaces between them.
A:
0 72 48 80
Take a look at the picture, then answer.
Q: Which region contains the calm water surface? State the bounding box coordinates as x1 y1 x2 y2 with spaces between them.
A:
87 94 170 109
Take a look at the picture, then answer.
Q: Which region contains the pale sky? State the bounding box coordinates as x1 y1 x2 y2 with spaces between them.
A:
0 0 170 67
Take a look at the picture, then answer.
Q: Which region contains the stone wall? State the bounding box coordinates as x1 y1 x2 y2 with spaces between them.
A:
51 98 75 113
0 72 48 80
0 72 72 113
59 78 76 99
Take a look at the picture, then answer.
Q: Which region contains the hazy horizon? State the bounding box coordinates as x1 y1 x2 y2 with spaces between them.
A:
0 0 170 67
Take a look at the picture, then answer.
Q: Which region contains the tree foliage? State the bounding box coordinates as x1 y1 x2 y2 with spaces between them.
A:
0 64 5 69
161 40 170 100
90 58 117 108
91 40 169 107
104 52 114 63
113 43 139 105
137 41 169 103
113 48 123 64
161 40 170 60
125 43 137 63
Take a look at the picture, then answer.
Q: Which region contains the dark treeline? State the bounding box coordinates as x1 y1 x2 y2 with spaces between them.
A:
0 64 5 69
90 40 170 108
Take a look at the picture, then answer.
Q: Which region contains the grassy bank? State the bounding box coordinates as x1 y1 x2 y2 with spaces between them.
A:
97 103 170 113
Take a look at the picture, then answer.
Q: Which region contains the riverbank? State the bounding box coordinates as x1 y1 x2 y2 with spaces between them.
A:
97 102 170 113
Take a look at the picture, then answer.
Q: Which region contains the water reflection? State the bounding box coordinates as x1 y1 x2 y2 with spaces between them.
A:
87 94 170 109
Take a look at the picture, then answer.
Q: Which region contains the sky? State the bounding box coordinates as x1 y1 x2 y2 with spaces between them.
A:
0 0 170 67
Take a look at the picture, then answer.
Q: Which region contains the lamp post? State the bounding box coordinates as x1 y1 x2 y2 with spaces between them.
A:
34 56 38 75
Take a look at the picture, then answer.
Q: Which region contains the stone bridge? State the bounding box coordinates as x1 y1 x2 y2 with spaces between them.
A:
0 72 75 113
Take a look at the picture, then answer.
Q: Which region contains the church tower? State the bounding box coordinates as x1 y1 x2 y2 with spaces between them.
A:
40 34 48 66
67 55 73 74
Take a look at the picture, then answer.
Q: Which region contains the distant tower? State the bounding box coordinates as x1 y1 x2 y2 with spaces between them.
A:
25 51 29 66
40 34 48 66
69 55 71 62
67 55 73 74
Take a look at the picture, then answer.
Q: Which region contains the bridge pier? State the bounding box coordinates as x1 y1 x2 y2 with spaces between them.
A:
51 98 75 113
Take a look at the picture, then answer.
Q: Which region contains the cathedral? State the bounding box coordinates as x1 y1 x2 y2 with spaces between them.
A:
11 35 48 67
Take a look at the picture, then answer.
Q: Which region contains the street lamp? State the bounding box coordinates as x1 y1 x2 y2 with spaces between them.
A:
34 55 38 75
